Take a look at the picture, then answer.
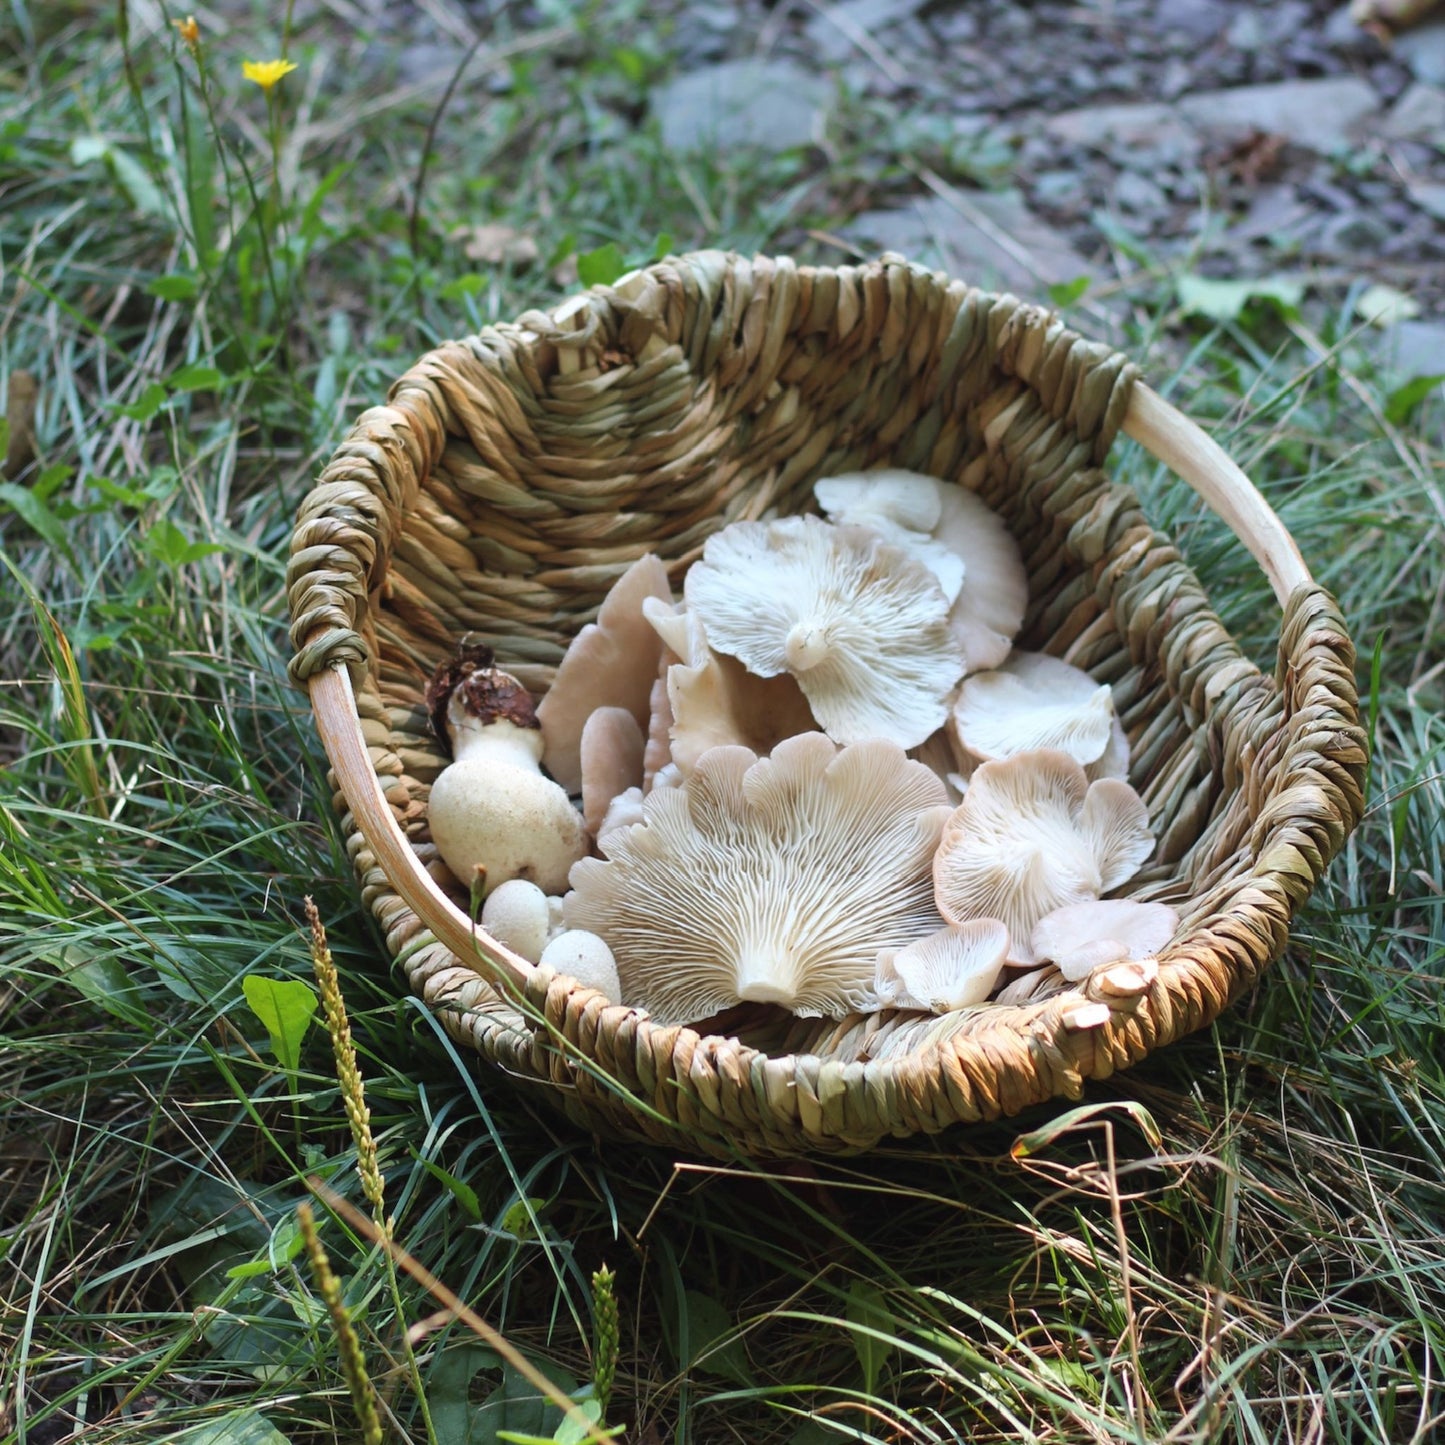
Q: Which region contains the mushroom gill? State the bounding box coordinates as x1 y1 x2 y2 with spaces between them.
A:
564 732 954 1024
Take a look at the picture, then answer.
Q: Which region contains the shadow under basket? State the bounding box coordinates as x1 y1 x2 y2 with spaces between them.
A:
286 251 1366 1159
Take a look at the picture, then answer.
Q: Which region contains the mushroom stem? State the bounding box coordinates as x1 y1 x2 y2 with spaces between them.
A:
734 950 799 1007
784 622 831 672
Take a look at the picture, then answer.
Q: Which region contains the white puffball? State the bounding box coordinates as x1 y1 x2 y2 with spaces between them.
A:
539 929 622 1004
481 879 551 963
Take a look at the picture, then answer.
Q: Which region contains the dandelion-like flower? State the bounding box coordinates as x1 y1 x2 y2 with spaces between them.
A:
173 15 199 49
243 58 298 91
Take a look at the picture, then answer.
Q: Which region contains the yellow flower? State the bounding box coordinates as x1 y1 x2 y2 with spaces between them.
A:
173 15 199 48
242 58 298 91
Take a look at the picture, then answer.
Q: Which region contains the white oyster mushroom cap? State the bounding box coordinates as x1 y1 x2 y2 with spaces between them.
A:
814 469 1028 673
1032 900 1179 982
539 929 622 1004
881 919 1011 1012
933 484 1029 674
683 515 961 751
597 785 645 846
814 471 965 602
950 651 1129 780
933 749 1156 963
641 597 815 774
480 879 551 964
565 732 953 1024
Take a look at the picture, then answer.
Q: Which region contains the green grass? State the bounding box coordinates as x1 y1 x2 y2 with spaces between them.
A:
2 5 1443 1443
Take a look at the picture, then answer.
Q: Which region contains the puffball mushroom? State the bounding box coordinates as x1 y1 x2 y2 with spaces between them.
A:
1031 899 1179 982
425 644 588 896
875 919 1011 1012
814 469 1028 674
564 732 954 1024
683 515 962 751
480 879 552 963
536 553 673 794
539 929 622 1004
949 651 1130 782
933 749 1156 963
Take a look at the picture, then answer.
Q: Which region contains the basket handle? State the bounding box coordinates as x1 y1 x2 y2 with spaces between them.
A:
1121 384 1311 605
307 383 1315 991
309 660 535 990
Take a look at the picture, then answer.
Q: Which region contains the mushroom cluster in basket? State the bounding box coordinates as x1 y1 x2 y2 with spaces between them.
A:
424 470 1179 1027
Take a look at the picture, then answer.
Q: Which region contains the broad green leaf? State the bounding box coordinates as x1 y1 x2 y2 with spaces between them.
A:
114 382 169 423
499 1195 548 1239
240 975 317 1074
429 1344 501 1444
169 363 226 392
1046 275 1090 307
650 231 673 261
144 518 225 568
845 1279 895 1396
682 1290 754 1386
1384 374 1444 425
413 1151 483 1220
1176 273 1304 324
55 944 148 1026
173 1412 292 1445
577 242 626 288
1011 1099 1162 1158
0 482 70 554
440 273 487 301
148 274 199 301
1356 282 1420 328
472 1359 582 1443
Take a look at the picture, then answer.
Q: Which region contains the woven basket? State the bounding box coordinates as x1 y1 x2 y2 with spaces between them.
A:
286 251 1366 1159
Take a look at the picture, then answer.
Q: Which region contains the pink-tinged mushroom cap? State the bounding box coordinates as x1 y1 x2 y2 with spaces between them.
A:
579 707 645 837
537 553 673 793
876 919 1011 1012
564 732 953 1024
683 515 961 750
933 749 1156 963
1031 899 1179 982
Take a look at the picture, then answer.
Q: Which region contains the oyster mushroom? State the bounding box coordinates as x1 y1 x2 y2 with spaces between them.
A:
579 706 645 836
536 553 673 793
641 597 816 774
1031 899 1179 982
875 919 1011 1013
933 749 1155 963
814 469 1028 674
425 645 588 896
564 732 953 1024
814 469 965 601
683 515 961 750
949 651 1130 782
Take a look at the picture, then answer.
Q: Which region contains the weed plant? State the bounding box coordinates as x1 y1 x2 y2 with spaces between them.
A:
1 5 1442 1443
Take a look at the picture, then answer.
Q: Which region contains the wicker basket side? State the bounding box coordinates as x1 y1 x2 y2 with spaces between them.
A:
287 253 1366 1158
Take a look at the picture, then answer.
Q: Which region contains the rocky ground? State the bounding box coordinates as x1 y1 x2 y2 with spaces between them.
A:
646 0 1445 372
